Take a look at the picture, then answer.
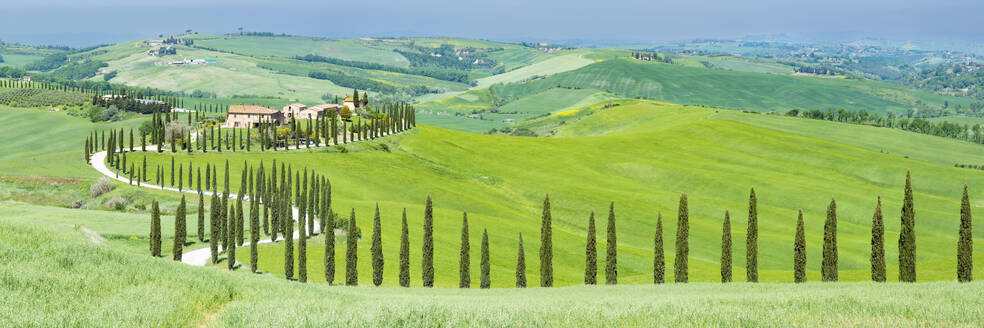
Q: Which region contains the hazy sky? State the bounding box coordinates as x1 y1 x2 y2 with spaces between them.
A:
1 0 981 47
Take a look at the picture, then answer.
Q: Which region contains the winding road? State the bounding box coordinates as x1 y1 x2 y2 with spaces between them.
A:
90 130 399 267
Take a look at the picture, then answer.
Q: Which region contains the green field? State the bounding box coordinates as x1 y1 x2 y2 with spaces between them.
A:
491 59 968 115
475 53 596 88
125 102 984 288
193 35 411 66
4 217 983 326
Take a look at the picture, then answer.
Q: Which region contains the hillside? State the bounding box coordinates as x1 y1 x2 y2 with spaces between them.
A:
4 214 982 326
120 102 984 287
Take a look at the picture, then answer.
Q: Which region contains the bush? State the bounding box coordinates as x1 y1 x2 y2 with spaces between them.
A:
101 105 122 122
104 196 127 210
89 177 114 197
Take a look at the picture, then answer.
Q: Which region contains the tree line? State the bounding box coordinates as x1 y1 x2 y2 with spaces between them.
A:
83 104 417 164
294 54 471 84
786 108 984 146
145 169 974 286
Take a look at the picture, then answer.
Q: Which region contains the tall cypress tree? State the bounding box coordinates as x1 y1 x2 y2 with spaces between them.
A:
227 201 237 271
794 210 806 283
209 192 219 263
371 204 384 286
173 196 186 261
480 229 490 289
399 208 410 287
422 196 435 287
899 171 917 282
654 213 664 284
540 194 553 287
324 205 336 285
346 208 358 286
150 200 161 257
605 202 617 285
721 211 732 283
516 232 527 288
250 180 260 273
584 211 597 285
822 198 838 282
298 188 307 283
198 191 205 242
459 212 471 288
871 196 886 282
958 185 973 282
674 194 689 283
283 181 294 280
746 188 758 283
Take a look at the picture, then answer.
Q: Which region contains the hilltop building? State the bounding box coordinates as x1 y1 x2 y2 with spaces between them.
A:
223 105 284 128
299 103 343 119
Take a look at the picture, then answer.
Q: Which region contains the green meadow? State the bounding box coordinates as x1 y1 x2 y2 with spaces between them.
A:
4 217 982 326
128 102 984 288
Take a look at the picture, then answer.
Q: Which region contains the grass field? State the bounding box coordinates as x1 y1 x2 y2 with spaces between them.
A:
496 59 969 115
193 35 411 67
4 218 983 326
475 53 596 88
129 102 984 288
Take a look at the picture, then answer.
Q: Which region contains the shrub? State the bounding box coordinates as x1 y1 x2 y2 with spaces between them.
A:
89 177 114 197
104 196 127 210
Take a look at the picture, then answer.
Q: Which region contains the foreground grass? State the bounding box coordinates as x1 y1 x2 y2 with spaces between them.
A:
2 219 983 327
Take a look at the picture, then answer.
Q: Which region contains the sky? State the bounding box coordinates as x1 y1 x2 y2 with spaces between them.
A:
1 0 982 47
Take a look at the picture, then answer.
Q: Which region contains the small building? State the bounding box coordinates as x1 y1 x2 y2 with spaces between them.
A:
343 97 357 110
282 103 308 119
224 105 284 128
21 76 32 83
299 103 344 119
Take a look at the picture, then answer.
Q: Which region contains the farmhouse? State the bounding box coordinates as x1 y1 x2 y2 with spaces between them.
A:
282 103 307 119
298 103 343 119
223 105 284 128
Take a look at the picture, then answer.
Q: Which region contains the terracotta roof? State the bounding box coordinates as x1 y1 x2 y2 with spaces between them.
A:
228 105 279 115
343 97 355 102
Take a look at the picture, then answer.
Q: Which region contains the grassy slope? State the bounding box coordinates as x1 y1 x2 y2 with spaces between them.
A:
4 219 983 326
136 103 984 288
475 52 595 88
504 59 969 115
193 35 411 66
93 45 349 103
0 106 145 177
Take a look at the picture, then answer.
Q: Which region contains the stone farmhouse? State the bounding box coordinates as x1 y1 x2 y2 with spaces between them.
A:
224 99 359 128
222 105 284 128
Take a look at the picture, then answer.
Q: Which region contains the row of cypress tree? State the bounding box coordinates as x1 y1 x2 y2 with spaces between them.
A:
148 170 972 286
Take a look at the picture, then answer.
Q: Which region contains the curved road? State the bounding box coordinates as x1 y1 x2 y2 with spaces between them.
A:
90 131 397 266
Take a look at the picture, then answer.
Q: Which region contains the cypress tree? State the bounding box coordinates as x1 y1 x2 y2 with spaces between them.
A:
746 188 758 283
283 182 294 280
422 196 435 287
871 196 886 282
298 170 308 283
346 208 358 286
605 202 617 285
899 171 916 282
516 233 526 288
794 210 806 283
198 191 205 242
822 198 838 282
399 209 410 287
227 201 237 270
674 194 689 283
250 181 259 273
173 196 186 261
480 229 490 289
324 205 336 285
209 192 219 263
584 211 597 285
150 200 161 257
459 212 471 288
654 213 664 284
958 185 973 282
540 194 553 287
721 210 732 283
371 204 384 286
